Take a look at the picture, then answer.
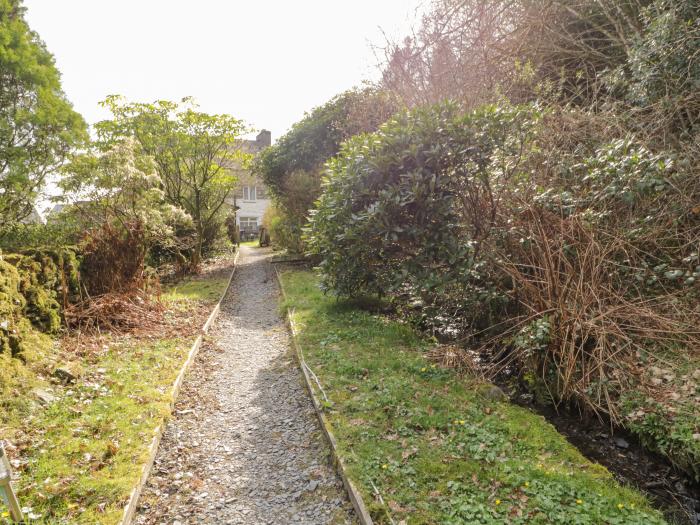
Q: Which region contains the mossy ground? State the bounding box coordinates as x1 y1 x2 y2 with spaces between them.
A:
0 263 233 524
621 349 700 481
279 269 668 525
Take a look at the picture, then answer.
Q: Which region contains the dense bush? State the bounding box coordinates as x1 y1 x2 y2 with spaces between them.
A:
262 203 302 254
255 87 399 252
0 221 82 252
308 102 699 454
382 0 700 142
309 103 540 330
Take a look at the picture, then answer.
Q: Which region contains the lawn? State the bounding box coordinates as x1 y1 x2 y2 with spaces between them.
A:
279 269 667 525
0 261 234 524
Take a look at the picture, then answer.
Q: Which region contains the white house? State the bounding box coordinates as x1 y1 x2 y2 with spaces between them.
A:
225 130 272 239
20 206 44 225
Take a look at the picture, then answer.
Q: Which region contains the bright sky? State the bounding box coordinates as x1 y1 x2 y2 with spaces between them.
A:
24 0 426 141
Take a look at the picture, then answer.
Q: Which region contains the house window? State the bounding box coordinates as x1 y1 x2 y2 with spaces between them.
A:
243 186 256 201
240 217 258 231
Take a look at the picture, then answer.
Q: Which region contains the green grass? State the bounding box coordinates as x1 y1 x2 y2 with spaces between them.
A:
279 269 667 525
0 269 233 524
162 275 231 304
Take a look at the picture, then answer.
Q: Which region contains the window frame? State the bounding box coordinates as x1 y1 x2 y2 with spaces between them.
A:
239 216 258 230
243 185 257 201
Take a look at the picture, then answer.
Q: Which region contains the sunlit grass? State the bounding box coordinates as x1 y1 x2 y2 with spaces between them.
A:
162 276 230 304
1 269 233 524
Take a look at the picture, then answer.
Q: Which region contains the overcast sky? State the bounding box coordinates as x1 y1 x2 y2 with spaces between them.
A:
24 0 426 141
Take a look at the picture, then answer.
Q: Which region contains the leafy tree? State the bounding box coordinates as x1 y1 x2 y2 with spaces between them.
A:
0 0 87 225
95 97 249 269
254 87 399 251
59 138 192 248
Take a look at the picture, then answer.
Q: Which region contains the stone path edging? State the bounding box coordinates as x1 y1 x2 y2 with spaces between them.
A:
120 249 240 525
274 266 374 525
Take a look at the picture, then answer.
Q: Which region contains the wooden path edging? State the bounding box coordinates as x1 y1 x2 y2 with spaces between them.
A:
120 249 240 525
274 266 375 525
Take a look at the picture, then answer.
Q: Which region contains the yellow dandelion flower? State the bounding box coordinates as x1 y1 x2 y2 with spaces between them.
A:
617 503 625 510
495 499 501 506
459 420 465 425
1 512 9 518
421 367 427 372
381 464 388 469
576 499 583 505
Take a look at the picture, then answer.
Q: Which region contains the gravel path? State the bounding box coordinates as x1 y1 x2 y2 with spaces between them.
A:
134 246 356 525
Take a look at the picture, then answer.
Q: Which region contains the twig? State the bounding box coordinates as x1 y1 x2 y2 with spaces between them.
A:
370 480 396 525
288 308 330 405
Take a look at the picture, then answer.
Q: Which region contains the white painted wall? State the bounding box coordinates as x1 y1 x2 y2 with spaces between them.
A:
236 197 270 227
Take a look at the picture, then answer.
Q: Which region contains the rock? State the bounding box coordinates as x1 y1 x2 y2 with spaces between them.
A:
32 388 57 405
53 363 81 384
307 480 319 492
614 437 629 449
480 384 508 402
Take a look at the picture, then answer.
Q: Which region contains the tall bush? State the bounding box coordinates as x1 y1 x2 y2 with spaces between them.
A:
95 97 248 270
308 102 540 330
255 87 399 252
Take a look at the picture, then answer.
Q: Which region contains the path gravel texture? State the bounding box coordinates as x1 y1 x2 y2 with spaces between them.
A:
134 246 356 525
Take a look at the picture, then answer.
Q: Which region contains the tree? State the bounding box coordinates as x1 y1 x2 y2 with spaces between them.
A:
0 0 87 225
254 87 399 251
95 97 249 269
59 138 192 245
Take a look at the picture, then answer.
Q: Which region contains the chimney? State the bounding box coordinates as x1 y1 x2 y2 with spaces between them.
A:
256 129 272 147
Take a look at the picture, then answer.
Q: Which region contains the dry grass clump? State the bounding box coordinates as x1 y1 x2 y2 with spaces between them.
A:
66 221 163 334
80 221 149 295
426 345 483 378
495 208 699 422
64 290 164 334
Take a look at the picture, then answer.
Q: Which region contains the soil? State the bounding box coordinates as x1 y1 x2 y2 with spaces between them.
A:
502 386 700 525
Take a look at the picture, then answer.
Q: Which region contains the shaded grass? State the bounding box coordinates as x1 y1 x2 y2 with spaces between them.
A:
280 269 667 525
0 267 233 524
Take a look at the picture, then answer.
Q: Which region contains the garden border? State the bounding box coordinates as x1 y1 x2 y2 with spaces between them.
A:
119 249 240 525
274 266 374 525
